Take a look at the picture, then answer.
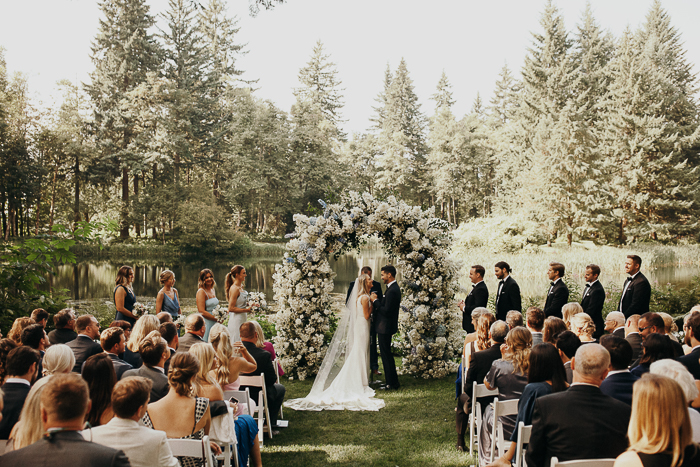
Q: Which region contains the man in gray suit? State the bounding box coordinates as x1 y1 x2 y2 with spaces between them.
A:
66 315 103 373
122 331 170 402
177 314 206 353
526 307 545 345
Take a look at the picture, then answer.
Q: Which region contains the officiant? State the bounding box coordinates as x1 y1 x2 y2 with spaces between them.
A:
346 266 383 376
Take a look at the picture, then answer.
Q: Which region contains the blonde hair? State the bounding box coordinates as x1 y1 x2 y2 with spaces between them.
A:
159 269 175 285
127 315 160 352
209 324 233 387
42 344 75 376
571 312 596 340
249 320 266 348
503 326 532 375
225 265 245 301
8 317 35 344
11 377 51 449
628 374 691 467
476 313 496 351
357 274 371 297
190 343 218 397
658 312 678 335
562 302 584 328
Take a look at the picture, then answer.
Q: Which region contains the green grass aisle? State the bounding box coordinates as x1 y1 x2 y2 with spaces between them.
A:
260 361 478 466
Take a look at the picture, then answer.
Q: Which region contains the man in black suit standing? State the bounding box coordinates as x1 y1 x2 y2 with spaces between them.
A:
0 373 131 467
494 261 521 321
526 344 631 467
347 266 383 376
581 264 606 339
66 315 103 373
459 265 489 333
0 346 40 439
599 335 638 405
543 262 569 319
100 327 132 380
371 265 401 391
619 255 651 319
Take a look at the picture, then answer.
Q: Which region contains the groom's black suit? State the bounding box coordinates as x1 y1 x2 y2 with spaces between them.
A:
373 281 401 389
347 280 383 371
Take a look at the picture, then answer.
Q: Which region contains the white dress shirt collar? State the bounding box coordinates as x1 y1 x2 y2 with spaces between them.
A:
4 377 31 386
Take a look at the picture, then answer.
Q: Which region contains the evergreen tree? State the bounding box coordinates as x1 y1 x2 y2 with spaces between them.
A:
369 64 392 131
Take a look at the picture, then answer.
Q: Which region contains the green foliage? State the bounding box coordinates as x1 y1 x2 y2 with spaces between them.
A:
174 190 236 249
452 214 548 254
650 276 700 318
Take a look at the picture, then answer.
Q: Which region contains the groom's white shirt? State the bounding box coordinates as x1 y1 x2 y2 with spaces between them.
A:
374 280 395 302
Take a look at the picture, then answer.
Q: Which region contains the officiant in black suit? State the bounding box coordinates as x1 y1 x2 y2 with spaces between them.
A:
543 262 569 319
347 266 383 375
371 265 401 391
459 265 488 333
619 255 651 319
494 261 521 321
581 264 606 339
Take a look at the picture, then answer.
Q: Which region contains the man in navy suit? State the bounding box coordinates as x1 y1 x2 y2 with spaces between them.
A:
100 327 133 380
679 312 700 379
347 266 383 376
543 262 569 319
0 346 40 439
494 261 521 321
599 335 638 405
581 264 606 339
619 255 651 319
371 265 401 391
459 265 489 333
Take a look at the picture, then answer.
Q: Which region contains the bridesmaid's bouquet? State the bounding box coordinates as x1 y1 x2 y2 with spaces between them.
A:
247 292 268 313
174 313 187 328
132 302 152 317
211 304 228 323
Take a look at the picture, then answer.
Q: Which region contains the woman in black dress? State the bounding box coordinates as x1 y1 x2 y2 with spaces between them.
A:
114 265 136 326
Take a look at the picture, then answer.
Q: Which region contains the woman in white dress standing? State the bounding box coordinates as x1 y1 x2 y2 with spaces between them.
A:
226 265 251 343
285 272 385 411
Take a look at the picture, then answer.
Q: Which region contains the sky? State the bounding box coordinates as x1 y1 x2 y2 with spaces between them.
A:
1 0 699 135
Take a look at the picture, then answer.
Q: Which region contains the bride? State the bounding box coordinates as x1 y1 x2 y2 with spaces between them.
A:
284 273 386 411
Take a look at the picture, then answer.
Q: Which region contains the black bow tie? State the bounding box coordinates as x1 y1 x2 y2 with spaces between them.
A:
550 282 555 286
626 277 633 282
499 280 504 285
585 283 591 287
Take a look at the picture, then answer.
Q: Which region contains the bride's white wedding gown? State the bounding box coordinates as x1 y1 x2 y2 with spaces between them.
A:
284 289 386 412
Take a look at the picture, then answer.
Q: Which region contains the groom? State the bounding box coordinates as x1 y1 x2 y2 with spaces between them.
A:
371 264 401 391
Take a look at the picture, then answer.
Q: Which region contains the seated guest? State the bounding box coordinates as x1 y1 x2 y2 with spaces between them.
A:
157 312 173 325
487 343 568 467
109 320 132 342
506 310 524 329
42 344 76 377
658 312 680 342
455 320 507 451
542 316 567 345
600 335 639 405
526 307 545 346
124 315 160 368
250 320 284 377
561 302 583 330
479 326 532 465
48 309 78 345
82 353 116 427
84 376 179 467
0 346 40 439
100 327 132 379
240 322 286 428
457 311 495 399
461 308 493 349
158 322 178 374
638 312 683 357
679 312 700 379
0 373 130 467
0 339 19 385
555 331 581 384
177 314 206 353
7 317 35 344
614 374 699 467
571 312 597 343
649 359 700 444
142 352 221 466
526 344 631 467
30 308 49 328
209 324 257 405
625 314 643 363
604 312 626 338
67 315 103 372
7 377 51 450
123 331 170 402
630 333 675 377
20 324 49 376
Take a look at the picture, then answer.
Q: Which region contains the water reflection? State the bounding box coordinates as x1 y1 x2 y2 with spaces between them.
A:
47 251 699 301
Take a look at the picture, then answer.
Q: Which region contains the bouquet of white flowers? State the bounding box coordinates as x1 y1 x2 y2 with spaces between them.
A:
247 292 268 313
174 314 186 328
211 304 228 323
132 302 151 317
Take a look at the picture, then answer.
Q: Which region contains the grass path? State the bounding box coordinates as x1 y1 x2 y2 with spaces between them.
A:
260 359 476 467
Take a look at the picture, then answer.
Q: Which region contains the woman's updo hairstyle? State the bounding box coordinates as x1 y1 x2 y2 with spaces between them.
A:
168 352 200 397
225 265 245 300
159 270 175 285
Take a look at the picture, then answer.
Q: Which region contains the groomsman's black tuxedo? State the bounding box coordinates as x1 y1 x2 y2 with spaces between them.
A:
543 278 569 319
495 275 521 322
462 281 489 333
373 281 401 389
581 280 606 339
619 272 651 318
347 280 383 372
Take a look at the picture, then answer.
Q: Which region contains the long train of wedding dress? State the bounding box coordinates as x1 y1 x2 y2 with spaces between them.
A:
284 278 385 411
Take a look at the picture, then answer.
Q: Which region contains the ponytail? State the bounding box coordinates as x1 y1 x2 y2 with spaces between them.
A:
225 265 244 300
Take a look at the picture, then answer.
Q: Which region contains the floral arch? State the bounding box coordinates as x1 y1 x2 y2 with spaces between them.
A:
272 192 463 380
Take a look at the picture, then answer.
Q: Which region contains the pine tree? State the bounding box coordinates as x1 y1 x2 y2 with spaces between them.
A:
369 64 392 132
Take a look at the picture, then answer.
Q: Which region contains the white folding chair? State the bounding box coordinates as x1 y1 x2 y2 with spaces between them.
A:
272 358 284 419
489 397 519 463
224 389 254 417
215 441 239 467
168 435 214 467
468 382 498 455
550 458 616 467
515 421 532 467
239 374 273 444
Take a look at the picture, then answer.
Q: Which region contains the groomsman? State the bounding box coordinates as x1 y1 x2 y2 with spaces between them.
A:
543 262 569 319
494 261 521 322
347 266 383 375
459 265 488 333
619 255 651 319
581 264 606 339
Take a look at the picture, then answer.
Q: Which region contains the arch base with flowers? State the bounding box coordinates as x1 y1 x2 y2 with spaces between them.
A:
272 192 463 381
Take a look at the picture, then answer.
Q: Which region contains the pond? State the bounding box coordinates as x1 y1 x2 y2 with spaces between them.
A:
48 249 700 304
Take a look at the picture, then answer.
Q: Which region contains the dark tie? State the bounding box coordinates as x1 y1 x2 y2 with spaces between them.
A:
626 276 633 282
585 283 591 288
550 282 555 286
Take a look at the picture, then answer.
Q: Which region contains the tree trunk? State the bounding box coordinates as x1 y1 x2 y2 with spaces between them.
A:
120 167 130 239
134 173 140 237
74 152 81 227
452 197 457 224
49 165 58 230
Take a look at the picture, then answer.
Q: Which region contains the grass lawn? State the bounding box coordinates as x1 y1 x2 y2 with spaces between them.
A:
260 357 476 467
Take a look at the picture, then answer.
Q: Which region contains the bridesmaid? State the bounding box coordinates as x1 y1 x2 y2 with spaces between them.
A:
155 269 181 321
114 266 136 326
196 268 219 342
226 265 251 342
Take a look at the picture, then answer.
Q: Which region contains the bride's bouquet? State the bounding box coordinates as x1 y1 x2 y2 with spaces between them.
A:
132 302 152 317
211 304 228 323
247 292 268 313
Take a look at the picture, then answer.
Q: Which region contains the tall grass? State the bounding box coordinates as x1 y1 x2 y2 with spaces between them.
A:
71 239 285 260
